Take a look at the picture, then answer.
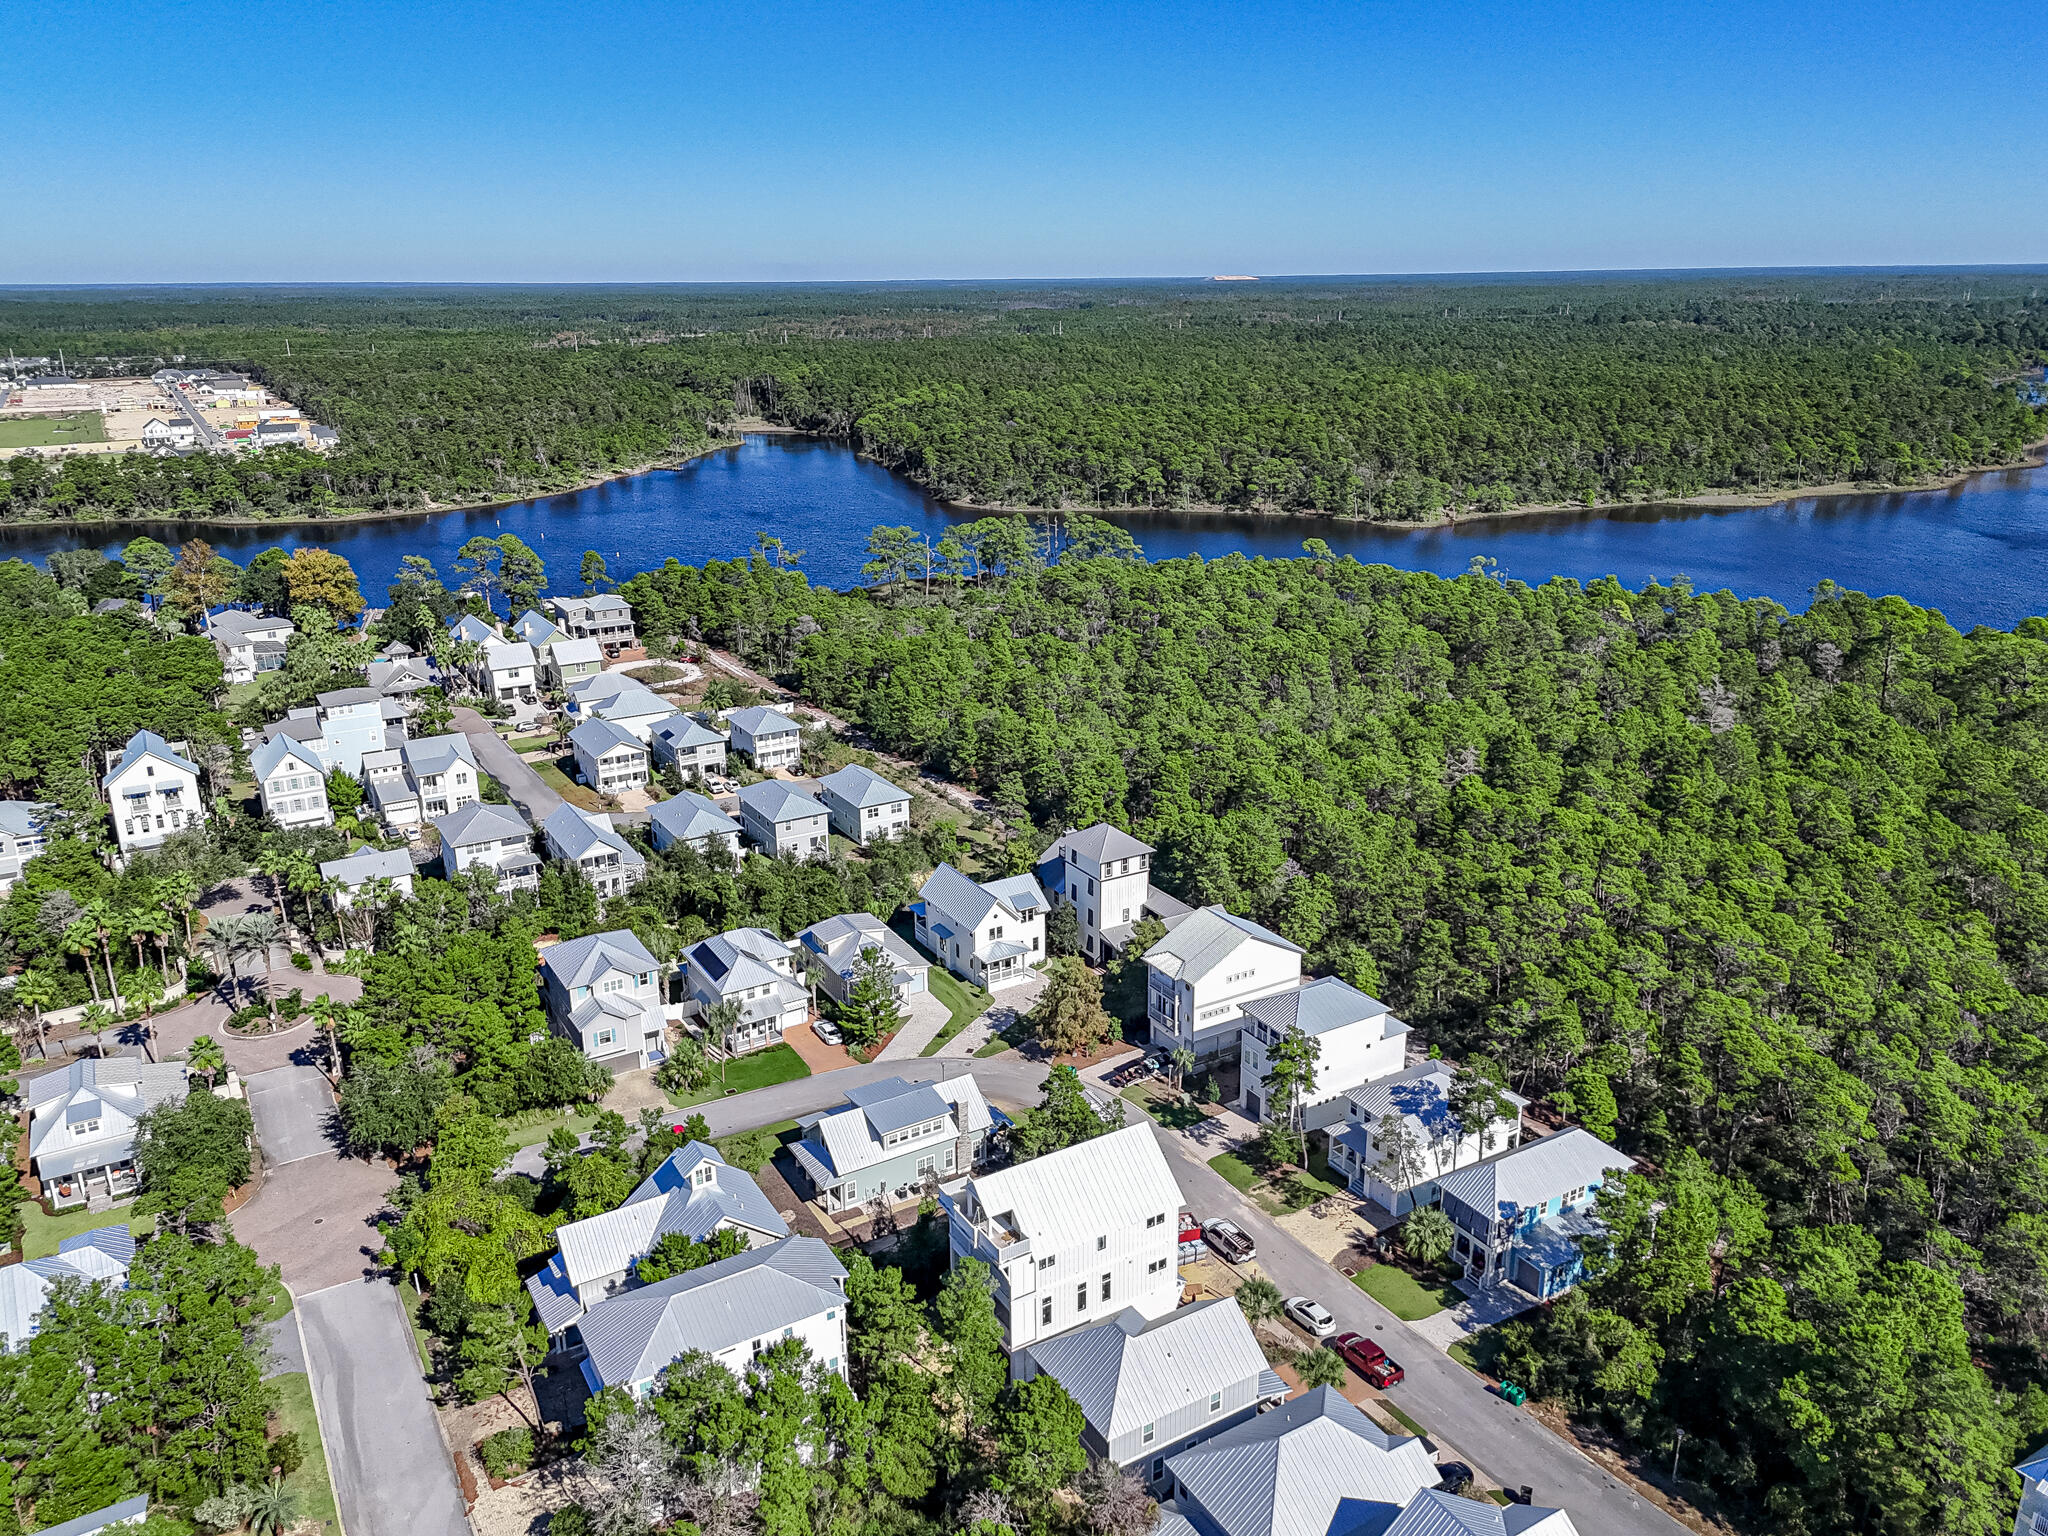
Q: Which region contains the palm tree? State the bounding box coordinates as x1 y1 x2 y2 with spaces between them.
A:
131 903 176 987
1401 1205 1457 1268
247 1475 298 1536
63 918 105 1004
13 971 57 1059
307 993 351 1083
158 870 201 949
81 1003 113 1060
285 850 324 937
255 845 292 924
204 913 278 1013
81 898 122 1008
125 968 167 1061
1170 1043 1196 1093
187 1033 228 1090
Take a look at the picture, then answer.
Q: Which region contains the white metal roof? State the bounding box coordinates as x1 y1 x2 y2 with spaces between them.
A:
1437 1127 1630 1219
1144 905 1303 982
815 763 910 809
956 1122 1181 1253
1022 1297 1267 1438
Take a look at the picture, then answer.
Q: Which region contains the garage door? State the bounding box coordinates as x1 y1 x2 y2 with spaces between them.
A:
1243 1090 1262 1121
903 970 927 992
1513 1257 1543 1295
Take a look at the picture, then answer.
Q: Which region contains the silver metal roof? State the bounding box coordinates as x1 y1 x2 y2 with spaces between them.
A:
1436 1127 1630 1220
919 863 1046 933
1144 904 1303 982
725 704 801 738
543 929 660 989
554 1144 790 1292
570 717 644 758
318 845 414 886
954 1123 1180 1255
434 802 531 847
736 780 826 824
649 791 741 844
815 763 910 809
1046 822 1154 866
1240 977 1406 1040
1021 1297 1267 1439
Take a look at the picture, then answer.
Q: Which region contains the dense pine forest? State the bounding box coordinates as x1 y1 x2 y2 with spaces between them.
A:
620 543 2048 1536
0 272 2042 526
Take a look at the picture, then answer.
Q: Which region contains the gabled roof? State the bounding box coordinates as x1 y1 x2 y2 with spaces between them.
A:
1164 1386 1438 1536
543 929 660 989
590 683 672 721
815 763 910 809
794 912 925 979
1023 1297 1267 1439
402 733 476 778
25 1494 151 1536
1047 822 1154 866
2021 1442 2048 1486
569 717 644 758
1437 1127 1631 1220
511 609 564 647
651 714 726 751
483 640 536 669
577 1236 840 1392
689 927 793 993
1380 1491 1580 1536
649 791 741 845
448 613 502 645
251 734 324 782
543 806 644 870
954 1123 1180 1253
101 730 198 788
0 1224 134 1350
318 844 414 886
434 802 530 847
1343 1062 1528 1145
725 704 801 737
1144 905 1303 983
550 637 603 668
919 863 1046 932
0 800 57 839
545 1144 791 1299
316 685 383 708
1240 977 1407 1041
207 608 292 642
737 780 826 824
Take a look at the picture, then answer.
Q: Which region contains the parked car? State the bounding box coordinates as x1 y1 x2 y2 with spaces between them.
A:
1204 1218 1256 1264
1284 1295 1337 1338
1179 1210 1203 1244
811 1017 844 1045
1330 1331 1405 1388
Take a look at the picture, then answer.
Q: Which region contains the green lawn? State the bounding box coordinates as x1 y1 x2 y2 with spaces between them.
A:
918 968 989 1056
1352 1260 1465 1321
1209 1151 1262 1195
21 1198 153 1260
714 1119 800 1172
0 413 106 449
499 1107 601 1151
530 756 603 810
1124 1080 1218 1131
670 1043 810 1107
1379 1398 1430 1438
1204 1144 1345 1215
271 1370 343 1535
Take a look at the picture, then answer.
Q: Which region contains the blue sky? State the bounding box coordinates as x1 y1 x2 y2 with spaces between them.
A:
4 0 2037 281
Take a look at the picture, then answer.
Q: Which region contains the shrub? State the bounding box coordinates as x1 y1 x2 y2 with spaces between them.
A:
290 952 314 972
266 1429 306 1478
479 1426 535 1480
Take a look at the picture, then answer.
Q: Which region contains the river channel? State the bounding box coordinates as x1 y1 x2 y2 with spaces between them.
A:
4 434 2047 629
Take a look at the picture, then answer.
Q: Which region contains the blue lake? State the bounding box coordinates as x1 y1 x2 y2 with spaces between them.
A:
4 433 2047 629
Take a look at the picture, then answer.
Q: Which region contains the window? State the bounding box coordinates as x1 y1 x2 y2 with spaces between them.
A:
1101 1273 1112 1302
1038 1255 1055 1270
1076 1283 1088 1311
1146 1212 1166 1228
1041 1296 1053 1327
1210 1390 1222 1413
1147 1258 1168 1274
1141 1423 1156 1445
1097 1235 1107 1251
826 1309 836 1321
1562 1184 1588 1207
1151 1457 1164 1482
73 1118 101 1136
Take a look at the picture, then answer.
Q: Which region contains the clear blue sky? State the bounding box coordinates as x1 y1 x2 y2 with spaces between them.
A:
5 0 2037 282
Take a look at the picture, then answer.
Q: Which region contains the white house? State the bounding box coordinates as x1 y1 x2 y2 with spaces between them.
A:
434 803 540 891
648 714 728 781
571 1237 846 1401
541 805 647 898
795 912 930 1006
648 791 743 858
791 1074 998 1214
362 732 479 832
684 927 808 1054
318 844 416 908
736 780 830 862
1016 1298 1283 1490
27 1058 189 1209
1038 823 1194 962
524 1141 791 1336
1236 977 1409 1130
447 612 504 648
1142 905 1304 1061
569 676 676 743
939 1122 1184 1355
541 928 668 1069
1328 1061 1527 1217
102 731 207 858
481 640 538 704
205 609 294 685
547 593 638 653
0 801 57 896
251 736 332 830
814 764 912 846
913 864 1047 991
141 416 198 451
724 705 803 771
570 718 650 796
0 1226 133 1352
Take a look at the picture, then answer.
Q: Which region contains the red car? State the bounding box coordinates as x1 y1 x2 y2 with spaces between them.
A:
1330 1331 1405 1388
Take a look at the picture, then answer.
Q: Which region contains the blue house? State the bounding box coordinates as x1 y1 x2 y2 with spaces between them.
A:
1435 1127 1630 1299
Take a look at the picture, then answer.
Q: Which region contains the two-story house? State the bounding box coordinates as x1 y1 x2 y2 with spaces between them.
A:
317 844 417 908
1141 905 1303 1062
648 790 743 858
540 928 669 1070
365 651 437 710
1236 977 1409 1130
547 593 638 654
509 607 565 652
684 927 809 1054
206 608 294 685
938 1122 1184 1356
570 718 650 796
795 912 929 1006
914 864 1047 991
571 1237 846 1401
251 735 333 831
1436 1126 1631 1298
0 1225 134 1351
546 637 604 692
2014 1446 2048 1536
1327 1060 1527 1216
102 731 207 858
360 732 480 832
306 686 396 774
649 714 728 782
1037 823 1194 962
791 1074 994 1213
447 612 504 648
568 675 676 743
0 801 57 896
27 1058 189 1209
724 705 803 771
736 780 830 862
814 764 912 846
525 1143 788 1340
480 640 538 704
541 806 647 898
434 803 541 892
1016 1297 1284 1490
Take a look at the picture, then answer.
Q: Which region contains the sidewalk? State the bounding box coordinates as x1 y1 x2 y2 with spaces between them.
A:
1408 1278 1540 1354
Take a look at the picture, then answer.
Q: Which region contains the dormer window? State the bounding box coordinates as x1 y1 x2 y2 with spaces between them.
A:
73 1119 100 1135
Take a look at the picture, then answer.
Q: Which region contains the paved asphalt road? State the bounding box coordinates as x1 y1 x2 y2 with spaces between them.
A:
245 1066 340 1166
299 1281 470 1536
453 706 563 822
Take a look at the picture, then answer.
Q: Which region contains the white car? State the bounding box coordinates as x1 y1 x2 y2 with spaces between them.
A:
1284 1295 1337 1338
811 1017 844 1045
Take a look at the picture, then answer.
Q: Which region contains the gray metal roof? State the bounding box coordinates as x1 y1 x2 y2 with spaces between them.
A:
649 791 741 845
1047 822 1155 866
206 608 292 643
815 763 910 809
551 637 603 667
798 1074 994 1180
590 683 673 720
1342 1063 1528 1148
402 733 476 778
251 734 323 782
525 1255 582 1333
576 1235 840 1391
30 1494 151 1536
434 802 531 847
0 800 56 838
725 704 801 738
318 845 414 886
919 863 1046 933
1380 1491 1581 1536
483 639 536 669
1240 978 1407 1040
543 806 645 871
316 685 383 707
795 912 924 978
1022 1297 1267 1439
570 717 644 758
543 929 660 989
1144 905 1303 982
1436 1128 1630 1221
651 714 726 751
1164 1387 1439 1536
737 780 826 824
101 730 198 788
554 1144 790 1295
448 613 502 645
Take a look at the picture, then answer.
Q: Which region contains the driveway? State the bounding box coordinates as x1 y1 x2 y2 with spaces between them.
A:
298 1281 470 1536
874 988 954 1061
150 969 359 1076
453 705 563 822
246 1066 341 1166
